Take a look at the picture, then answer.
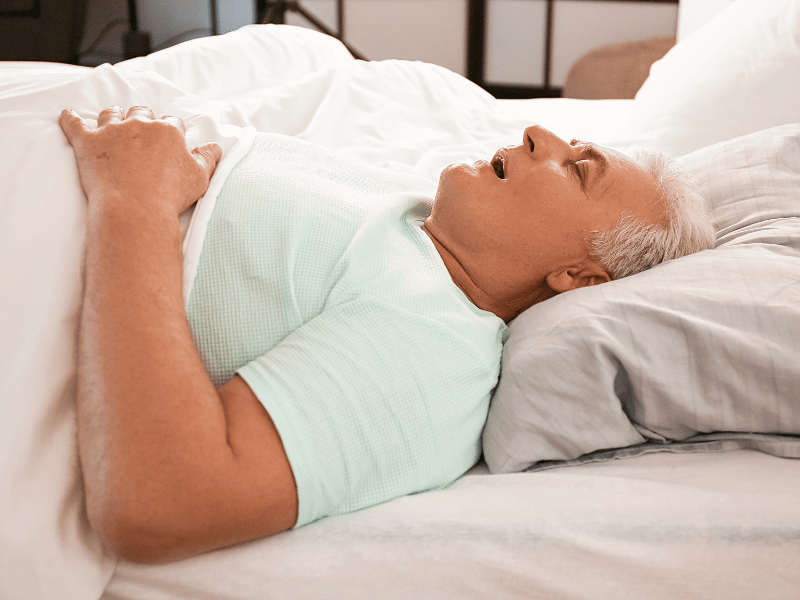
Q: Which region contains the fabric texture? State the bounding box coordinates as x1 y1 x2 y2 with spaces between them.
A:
185 132 505 527
0 64 243 600
482 124 800 473
104 449 800 600
676 0 736 41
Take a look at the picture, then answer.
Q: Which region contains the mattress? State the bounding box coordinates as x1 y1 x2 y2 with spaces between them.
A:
103 450 800 600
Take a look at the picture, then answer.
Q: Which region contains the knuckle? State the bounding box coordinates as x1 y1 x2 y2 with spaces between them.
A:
153 120 180 135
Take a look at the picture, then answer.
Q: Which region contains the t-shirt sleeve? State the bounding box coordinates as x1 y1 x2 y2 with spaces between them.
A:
236 294 500 528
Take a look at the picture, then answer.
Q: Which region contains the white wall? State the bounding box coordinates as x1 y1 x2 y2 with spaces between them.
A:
485 0 547 85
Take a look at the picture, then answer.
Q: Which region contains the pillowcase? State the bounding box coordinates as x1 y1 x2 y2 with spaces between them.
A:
695 124 800 241
482 124 800 473
675 0 735 42
627 0 800 155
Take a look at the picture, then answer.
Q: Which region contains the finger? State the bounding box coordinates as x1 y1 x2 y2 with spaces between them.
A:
97 106 123 127
192 142 223 181
161 115 186 136
58 109 91 146
126 105 155 121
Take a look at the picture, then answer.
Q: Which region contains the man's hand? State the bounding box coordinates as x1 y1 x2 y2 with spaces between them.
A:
59 106 222 215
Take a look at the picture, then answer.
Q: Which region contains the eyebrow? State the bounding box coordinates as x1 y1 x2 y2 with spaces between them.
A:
570 139 608 180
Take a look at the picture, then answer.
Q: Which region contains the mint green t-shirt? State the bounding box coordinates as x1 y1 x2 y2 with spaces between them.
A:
186 132 506 527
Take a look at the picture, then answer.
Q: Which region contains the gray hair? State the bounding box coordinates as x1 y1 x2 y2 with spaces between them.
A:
588 148 716 280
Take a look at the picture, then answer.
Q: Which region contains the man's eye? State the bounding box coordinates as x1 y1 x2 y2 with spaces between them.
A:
571 160 585 181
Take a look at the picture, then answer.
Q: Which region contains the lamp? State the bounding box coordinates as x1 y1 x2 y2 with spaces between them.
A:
123 0 151 59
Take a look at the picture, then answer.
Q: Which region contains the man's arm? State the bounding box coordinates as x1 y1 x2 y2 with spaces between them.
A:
60 106 298 564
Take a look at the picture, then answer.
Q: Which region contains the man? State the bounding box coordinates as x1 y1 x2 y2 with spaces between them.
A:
59 105 714 564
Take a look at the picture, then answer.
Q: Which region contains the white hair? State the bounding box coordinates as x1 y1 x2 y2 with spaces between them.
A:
588 148 716 280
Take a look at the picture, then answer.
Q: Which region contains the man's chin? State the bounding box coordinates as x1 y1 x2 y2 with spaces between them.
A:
437 161 485 193
442 160 486 176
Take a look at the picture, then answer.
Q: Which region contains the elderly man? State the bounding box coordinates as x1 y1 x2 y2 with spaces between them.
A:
59 105 713 564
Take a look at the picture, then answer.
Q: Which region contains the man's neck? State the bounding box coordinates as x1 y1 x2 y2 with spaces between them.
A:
421 224 546 322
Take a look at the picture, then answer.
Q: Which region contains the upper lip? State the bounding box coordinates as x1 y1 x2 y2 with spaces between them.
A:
491 149 506 179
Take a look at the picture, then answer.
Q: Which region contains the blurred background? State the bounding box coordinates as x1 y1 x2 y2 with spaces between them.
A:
0 0 679 98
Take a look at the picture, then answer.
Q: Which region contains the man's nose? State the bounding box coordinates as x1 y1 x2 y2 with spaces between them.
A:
522 124 569 159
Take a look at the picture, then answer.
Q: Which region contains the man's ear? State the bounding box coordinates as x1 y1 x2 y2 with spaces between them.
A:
545 262 611 294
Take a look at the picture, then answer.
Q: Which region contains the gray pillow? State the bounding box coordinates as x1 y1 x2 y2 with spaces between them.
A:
482 124 800 473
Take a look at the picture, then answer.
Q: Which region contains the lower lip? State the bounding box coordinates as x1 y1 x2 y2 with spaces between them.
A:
474 159 496 173
476 159 503 180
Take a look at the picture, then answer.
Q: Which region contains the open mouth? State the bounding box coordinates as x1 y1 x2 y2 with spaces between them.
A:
491 150 506 179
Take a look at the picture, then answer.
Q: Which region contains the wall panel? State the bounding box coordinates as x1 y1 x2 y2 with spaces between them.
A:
485 0 547 85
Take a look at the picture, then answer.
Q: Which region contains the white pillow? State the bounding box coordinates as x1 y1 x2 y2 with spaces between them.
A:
628 0 800 155
482 124 800 473
675 0 735 42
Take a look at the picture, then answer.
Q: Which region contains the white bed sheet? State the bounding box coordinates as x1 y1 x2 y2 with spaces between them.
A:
104 450 800 600
2 22 799 600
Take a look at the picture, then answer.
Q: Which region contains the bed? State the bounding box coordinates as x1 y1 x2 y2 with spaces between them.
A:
1 0 799 598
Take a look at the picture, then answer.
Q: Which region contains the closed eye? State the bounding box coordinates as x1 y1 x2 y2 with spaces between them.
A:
570 159 587 186
570 138 608 180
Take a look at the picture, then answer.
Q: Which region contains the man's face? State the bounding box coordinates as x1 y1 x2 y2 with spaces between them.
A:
423 125 664 310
